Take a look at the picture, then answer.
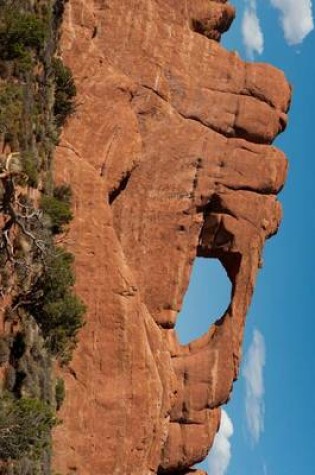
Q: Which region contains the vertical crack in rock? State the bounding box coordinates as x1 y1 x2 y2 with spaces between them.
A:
108 170 133 205
52 0 291 474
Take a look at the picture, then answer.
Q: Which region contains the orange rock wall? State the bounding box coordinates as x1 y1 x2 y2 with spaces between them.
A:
52 1 291 473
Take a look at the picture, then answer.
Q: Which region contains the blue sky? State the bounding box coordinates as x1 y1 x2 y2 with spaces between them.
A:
176 1 315 474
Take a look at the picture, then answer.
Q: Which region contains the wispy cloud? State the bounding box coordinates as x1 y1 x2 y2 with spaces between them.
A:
207 410 233 475
242 0 264 58
243 329 266 444
241 0 313 57
270 0 314 45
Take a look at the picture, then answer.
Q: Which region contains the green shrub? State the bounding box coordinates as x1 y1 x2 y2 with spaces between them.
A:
0 1 80 470
42 293 85 355
42 249 75 300
40 184 74 233
53 184 72 204
12 48 33 75
52 58 76 127
55 378 65 410
40 194 73 234
0 393 57 461
21 151 39 188
0 83 23 146
26 248 85 359
0 9 47 62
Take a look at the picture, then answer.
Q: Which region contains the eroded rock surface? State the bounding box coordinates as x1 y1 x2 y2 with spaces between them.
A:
53 1 291 473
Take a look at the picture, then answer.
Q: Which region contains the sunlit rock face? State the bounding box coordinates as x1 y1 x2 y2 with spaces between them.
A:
52 1 291 473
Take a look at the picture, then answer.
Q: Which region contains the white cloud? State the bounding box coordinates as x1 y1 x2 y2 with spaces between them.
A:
207 410 233 475
270 0 314 45
243 329 266 443
242 1 264 58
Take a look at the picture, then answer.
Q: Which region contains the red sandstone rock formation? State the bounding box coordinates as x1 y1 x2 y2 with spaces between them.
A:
52 1 291 473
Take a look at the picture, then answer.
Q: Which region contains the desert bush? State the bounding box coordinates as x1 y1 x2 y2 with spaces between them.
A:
40 194 73 234
55 378 65 410
53 184 72 204
26 247 85 358
42 292 85 356
52 58 76 127
0 393 57 461
0 1 81 471
0 9 47 62
21 151 38 188
42 249 75 299
0 83 23 146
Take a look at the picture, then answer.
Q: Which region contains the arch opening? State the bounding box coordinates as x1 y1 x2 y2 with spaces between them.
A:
175 258 232 345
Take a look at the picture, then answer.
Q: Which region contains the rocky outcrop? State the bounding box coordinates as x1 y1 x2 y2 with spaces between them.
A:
52 1 291 473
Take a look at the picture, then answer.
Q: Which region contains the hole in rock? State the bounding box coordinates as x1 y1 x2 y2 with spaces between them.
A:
176 258 232 345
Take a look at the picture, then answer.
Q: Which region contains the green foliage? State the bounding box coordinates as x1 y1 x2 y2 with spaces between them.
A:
0 393 57 461
0 83 23 146
40 193 73 234
21 151 39 188
42 293 85 358
12 48 33 76
27 247 85 359
52 58 76 127
53 184 72 204
42 249 75 299
0 3 82 470
55 378 65 410
15 348 52 402
0 8 47 62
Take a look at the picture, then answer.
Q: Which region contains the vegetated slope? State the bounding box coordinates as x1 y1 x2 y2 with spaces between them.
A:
51 1 291 474
0 1 84 473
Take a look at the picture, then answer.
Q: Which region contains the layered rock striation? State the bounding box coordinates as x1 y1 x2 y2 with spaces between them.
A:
53 1 291 473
